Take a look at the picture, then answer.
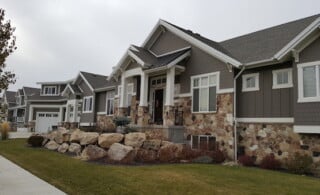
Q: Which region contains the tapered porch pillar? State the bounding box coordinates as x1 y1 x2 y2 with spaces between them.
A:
138 72 150 126
164 66 175 126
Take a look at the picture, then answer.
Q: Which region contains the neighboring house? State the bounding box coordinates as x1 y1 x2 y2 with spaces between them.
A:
2 90 16 123
102 14 320 160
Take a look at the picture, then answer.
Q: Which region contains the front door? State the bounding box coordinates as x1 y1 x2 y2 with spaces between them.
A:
154 89 164 124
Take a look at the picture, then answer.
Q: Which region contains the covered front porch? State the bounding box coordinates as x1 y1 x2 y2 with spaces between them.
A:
113 45 191 127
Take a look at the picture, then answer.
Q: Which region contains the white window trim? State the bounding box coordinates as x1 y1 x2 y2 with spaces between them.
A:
116 83 135 98
297 61 320 103
272 68 293 89
191 71 219 114
82 96 93 113
42 86 58 96
294 125 320 134
106 91 115 116
242 73 259 92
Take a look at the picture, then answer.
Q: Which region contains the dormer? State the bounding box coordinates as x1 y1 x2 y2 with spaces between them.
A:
15 89 25 105
37 80 73 96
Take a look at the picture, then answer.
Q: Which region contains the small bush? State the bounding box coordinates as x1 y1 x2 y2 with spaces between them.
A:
27 135 44 147
0 122 10 140
212 149 226 164
113 117 131 127
192 156 213 164
238 155 255 166
259 154 281 170
286 152 313 174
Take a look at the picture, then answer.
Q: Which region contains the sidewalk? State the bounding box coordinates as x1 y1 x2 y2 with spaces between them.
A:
0 155 66 195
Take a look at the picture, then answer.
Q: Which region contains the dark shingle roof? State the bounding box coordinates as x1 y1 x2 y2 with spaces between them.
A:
23 87 40 96
80 71 111 90
69 84 82 94
4 91 16 103
130 45 190 68
18 89 24 96
220 14 320 63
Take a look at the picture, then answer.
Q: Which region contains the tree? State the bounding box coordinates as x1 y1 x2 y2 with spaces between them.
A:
0 8 16 91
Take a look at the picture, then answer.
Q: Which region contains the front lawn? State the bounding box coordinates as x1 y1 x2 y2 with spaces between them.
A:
0 139 320 195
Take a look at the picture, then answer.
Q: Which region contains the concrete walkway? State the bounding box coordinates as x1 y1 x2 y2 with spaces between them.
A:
0 155 65 195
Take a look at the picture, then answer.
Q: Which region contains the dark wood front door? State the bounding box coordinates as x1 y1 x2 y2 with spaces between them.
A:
154 89 164 124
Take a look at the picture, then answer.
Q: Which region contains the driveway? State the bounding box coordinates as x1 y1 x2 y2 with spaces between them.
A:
0 155 65 195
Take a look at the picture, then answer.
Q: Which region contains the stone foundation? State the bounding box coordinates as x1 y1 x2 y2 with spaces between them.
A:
96 115 116 132
174 93 235 159
238 123 320 164
137 106 151 126
163 106 175 126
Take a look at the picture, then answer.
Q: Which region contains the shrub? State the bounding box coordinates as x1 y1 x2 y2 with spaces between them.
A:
238 155 255 166
310 162 320 177
286 152 313 174
192 156 213 164
27 135 44 147
212 149 226 164
0 122 10 140
259 154 281 170
113 117 131 127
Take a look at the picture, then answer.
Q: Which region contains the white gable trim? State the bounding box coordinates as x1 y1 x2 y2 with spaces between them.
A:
274 16 320 60
61 84 75 96
73 72 94 92
142 20 242 67
294 125 320 134
127 50 146 67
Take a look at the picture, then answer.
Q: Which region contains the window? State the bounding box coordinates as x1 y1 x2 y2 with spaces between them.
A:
191 135 216 151
117 83 134 107
83 96 93 112
272 68 293 89
43 86 57 95
192 72 218 113
298 61 320 102
106 90 115 115
242 73 259 92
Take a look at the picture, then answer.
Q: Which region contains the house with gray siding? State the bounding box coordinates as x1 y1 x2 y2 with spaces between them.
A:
101 14 320 161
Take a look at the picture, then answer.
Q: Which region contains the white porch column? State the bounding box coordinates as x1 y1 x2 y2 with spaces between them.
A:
165 66 175 106
120 76 128 108
139 72 149 107
59 107 64 122
28 107 33 122
73 101 78 122
65 105 70 122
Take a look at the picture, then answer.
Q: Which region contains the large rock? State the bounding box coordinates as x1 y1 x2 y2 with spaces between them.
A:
158 143 184 162
58 143 69 153
136 148 157 163
80 132 99 145
142 139 161 151
98 133 124 149
70 129 84 143
108 143 135 163
54 129 70 144
45 140 59 151
124 132 146 148
81 145 107 161
68 143 82 155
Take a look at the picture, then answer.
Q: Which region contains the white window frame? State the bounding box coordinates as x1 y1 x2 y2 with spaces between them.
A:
82 96 93 113
43 86 58 96
297 61 320 103
106 90 115 116
191 71 219 113
272 68 293 89
242 73 259 92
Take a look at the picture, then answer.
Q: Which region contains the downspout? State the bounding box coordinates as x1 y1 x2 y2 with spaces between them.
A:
233 65 245 162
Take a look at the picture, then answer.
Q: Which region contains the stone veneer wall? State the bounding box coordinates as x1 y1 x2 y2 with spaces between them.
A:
174 93 235 159
238 123 320 164
96 115 116 132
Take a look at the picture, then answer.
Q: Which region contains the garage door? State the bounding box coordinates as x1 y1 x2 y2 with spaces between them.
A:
35 112 60 133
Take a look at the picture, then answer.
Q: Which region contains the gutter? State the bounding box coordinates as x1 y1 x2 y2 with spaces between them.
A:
233 65 245 162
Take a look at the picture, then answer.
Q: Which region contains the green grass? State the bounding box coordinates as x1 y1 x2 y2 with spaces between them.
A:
1 139 320 195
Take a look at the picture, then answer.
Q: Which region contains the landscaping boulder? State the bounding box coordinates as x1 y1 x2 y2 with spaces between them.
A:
124 132 146 148
45 140 59 151
158 143 185 162
136 148 158 163
81 145 107 161
58 143 69 153
142 139 161 151
98 133 124 149
80 132 99 145
70 129 84 143
47 131 57 141
54 129 70 144
68 143 82 155
108 143 135 163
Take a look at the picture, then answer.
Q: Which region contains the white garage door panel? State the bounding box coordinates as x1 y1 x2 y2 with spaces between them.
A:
35 112 60 133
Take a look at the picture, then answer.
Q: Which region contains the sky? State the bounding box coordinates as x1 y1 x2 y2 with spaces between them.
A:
1 0 320 91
